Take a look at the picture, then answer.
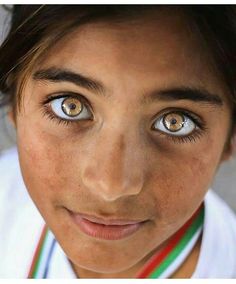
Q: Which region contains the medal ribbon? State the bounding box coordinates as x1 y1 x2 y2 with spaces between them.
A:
27 226 56 278
28 204 204 278
136 204 204 278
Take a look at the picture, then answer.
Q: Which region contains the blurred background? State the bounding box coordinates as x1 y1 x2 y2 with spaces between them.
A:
0 5 235 211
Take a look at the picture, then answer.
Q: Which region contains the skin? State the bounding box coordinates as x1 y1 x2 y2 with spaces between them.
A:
9 7 235 278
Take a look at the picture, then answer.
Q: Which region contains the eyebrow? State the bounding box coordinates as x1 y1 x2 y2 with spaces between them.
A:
142 87 223 107
33 67 105 95
33 67 223 108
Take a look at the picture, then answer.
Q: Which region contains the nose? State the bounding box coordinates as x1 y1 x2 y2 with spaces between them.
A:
81 127 145 202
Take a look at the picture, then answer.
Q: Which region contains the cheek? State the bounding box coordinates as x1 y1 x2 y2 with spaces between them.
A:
147 135 224 225
16 117 83 212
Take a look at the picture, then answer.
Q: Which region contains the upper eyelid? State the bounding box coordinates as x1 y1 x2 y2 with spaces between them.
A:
42 93 204 127
43 92 86 103
152 108 204 128
43 92 95 112
42 91 91 104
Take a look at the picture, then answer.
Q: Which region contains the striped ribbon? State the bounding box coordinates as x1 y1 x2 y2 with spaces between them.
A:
27 226 56 278
28 204 204 278
136 204 204 278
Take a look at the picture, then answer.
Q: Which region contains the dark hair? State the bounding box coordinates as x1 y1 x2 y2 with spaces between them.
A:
0 5 236 131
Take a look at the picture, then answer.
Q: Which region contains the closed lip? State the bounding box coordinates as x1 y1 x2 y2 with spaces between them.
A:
66 209 147 225
77 212 147 225
67 209 148 240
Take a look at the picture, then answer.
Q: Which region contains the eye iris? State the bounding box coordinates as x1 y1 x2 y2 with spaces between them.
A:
61 98 83 117
163 113 185 132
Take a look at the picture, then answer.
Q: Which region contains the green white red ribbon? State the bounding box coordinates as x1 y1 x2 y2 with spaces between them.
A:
136 204 204 278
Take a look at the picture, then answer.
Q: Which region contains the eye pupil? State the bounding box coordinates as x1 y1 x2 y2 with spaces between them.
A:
69 103 76 110
170 118 177 125
163 113 184 132
61 98 83 117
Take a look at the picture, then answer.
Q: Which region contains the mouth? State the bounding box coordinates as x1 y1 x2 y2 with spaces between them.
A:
67 210 148 241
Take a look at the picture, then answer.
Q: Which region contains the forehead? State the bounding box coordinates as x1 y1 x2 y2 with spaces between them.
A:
35 7 229 102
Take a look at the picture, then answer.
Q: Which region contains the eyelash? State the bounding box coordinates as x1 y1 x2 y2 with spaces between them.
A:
158 127 205 144
153 110 207 144
40 93 92 126
40 94 208 144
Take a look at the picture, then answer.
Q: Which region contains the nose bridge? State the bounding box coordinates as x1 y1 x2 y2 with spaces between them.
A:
81 123 145 201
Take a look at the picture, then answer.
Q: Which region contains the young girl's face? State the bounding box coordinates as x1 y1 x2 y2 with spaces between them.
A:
14 8 232 275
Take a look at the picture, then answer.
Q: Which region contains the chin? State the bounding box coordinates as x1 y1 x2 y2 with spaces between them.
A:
69 251 136 275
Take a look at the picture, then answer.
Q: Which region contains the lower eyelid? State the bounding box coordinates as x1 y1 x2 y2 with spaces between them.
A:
41 100 207 143
155 127 205 144
42 104 94 128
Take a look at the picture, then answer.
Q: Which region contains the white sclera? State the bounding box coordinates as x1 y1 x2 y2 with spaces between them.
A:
153 114 196 136
50 97 91 120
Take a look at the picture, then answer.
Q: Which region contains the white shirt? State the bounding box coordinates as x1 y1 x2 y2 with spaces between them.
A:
0 147 236 278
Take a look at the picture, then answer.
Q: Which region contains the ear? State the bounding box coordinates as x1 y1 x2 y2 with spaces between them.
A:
220 127 236 162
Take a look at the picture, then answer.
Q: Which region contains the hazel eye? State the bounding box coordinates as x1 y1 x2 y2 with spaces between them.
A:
62 97 83 117
50 97 92 120
153 111 196 136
